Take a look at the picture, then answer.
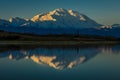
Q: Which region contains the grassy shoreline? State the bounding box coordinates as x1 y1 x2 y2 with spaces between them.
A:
0 41 120 45
0 31 120 46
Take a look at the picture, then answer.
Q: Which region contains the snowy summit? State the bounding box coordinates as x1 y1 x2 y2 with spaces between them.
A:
31 8 101 28
0 8 102 28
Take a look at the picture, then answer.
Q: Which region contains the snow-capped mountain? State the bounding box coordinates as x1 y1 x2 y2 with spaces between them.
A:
0 8 102 28
0 19 10 27
112 24 120 28
9 17 28 27
0 8 120 38
31 8 101 28
99 24 120 29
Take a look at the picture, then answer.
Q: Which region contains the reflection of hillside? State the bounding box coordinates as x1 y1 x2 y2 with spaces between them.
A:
0 45 120 70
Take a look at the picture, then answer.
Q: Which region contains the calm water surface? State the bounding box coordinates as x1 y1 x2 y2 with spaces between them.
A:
0 44 120 80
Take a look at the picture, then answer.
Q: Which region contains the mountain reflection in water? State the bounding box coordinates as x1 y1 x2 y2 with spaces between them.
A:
0 44 120 70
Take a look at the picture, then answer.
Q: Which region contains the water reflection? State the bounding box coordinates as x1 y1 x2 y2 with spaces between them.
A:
0 44 120 70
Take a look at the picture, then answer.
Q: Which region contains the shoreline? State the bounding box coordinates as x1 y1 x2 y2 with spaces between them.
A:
0 41 120 45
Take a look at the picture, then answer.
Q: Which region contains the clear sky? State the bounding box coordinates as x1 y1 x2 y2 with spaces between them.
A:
0 0 120 25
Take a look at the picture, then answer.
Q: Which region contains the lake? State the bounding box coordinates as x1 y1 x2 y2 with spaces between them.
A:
0 44 120 80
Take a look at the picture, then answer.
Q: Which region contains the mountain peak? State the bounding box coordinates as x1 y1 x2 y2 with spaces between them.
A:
9 17 26 22
0 19 10 26
112 24 120 27
31 8 101 28
31 8 69 22
0 8 102 29
9 17 28 27
54 8 68 12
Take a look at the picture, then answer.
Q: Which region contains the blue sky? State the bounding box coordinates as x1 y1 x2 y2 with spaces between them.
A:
0 0 120 25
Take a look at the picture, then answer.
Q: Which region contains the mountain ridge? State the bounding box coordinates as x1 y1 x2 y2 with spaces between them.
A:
0 8 120 38
0 8 102 28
